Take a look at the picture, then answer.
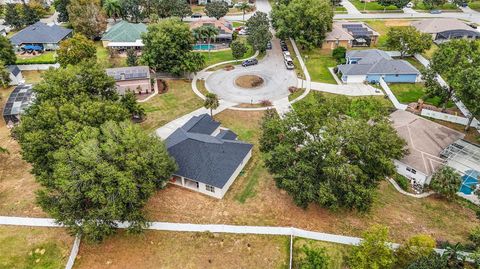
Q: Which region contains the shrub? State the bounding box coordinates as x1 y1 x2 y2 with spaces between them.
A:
289 86 298 93
394 174 409 191
469 226 480 248
430 166 461 200
260 100 272 106
332 46 347 64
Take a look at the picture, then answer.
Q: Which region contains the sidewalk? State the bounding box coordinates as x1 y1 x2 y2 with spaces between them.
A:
273 97 293 117
341 0 362 15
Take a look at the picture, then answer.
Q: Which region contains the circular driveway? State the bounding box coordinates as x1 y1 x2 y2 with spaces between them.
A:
205 38 298 104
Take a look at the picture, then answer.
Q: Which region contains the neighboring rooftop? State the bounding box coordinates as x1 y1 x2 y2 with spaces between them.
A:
165 114 253 189
101 20 147 43
338 49 420 76
326 21 378 41
189 18 233 34
390 110 464 176
105 66 150 81
10 22 72 45
411 18 477 34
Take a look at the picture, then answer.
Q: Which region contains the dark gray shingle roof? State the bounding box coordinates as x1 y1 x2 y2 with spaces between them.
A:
165 114 253 188
339 49 420 76
182 114 221 135
10 22 72 45
216 129 237 140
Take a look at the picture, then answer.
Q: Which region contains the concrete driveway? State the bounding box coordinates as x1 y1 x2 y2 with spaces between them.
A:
205 37 298 104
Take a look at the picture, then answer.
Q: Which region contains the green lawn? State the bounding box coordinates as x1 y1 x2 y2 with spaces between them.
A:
16 51 57 64
350 0 400 11
293 239 351 269
95 42 127 68
140 80 203 132
389 83 455 108
301 48 338 84
469 1 480 11
232 21 246 28
335 5 348 13
401 56 426 71
413 0 460 10
200 43 254 67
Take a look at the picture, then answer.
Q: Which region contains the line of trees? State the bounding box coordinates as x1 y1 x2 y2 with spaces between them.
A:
4 2 45 29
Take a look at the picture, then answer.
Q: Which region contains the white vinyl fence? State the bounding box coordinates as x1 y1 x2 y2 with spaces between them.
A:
17 64 59 70
379 78 408 110
421 109 480 129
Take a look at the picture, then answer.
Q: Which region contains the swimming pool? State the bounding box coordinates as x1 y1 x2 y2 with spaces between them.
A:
459 170 480 195
193 44 216 50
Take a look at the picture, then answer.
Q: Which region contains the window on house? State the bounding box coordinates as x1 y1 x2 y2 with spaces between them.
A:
206 185 215 193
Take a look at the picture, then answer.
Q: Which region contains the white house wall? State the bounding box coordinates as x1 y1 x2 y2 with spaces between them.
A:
394 160 429 185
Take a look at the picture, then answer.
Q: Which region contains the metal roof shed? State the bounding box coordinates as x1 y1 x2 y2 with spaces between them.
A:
2 84 35 124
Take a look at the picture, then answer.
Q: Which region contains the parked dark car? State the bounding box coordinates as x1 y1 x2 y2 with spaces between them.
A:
191 13 202 18
267 41 272 50
242 59 258 67
469 23 478 29
459 2 468 7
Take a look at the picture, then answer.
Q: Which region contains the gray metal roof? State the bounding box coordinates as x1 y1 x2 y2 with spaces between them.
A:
10 22 72 45
7 65 21 76
340 49 420 76
105 66 150 81
2 84 35 123
165 114 253 188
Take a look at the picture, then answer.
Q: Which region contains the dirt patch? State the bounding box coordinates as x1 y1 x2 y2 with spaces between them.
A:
235 75 264 89
76 231 288 269
224 65 235 71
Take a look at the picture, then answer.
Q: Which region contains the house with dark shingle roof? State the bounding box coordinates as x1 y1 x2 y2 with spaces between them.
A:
165 114 253 199
101 20 147 49
9 22 72 51
336 49 420 84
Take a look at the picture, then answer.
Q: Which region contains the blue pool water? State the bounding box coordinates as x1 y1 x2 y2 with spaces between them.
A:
459 170 480 195
193 44 215 50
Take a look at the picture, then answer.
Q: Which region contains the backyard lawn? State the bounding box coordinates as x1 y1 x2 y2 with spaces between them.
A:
95 42 127 68
140 79 203 132
16 51 57 65
389 83 455 108
300 48 338 84
76 231 288 269
350 0 400 11
200 42 254 67
22 70 46 84
0 226 73 269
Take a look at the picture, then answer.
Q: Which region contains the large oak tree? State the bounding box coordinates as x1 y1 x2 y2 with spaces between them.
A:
260 94 406 211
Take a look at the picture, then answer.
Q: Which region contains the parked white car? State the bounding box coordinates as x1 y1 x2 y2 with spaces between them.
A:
283 51 291 59
406 2 414 8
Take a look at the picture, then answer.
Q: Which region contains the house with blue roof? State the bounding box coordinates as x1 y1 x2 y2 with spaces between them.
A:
9 22 72 51
336 49 420 84
165 114 253 199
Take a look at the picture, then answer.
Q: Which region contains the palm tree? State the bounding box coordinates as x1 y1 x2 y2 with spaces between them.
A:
204 93 219 117
193 25 219 55
103 0 122 22
237 2 251 21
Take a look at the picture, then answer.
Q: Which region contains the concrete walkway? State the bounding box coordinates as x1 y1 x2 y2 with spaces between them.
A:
309 81 384 96
341 0 362 15
155 101 236 139
387 178 434 198
273 97 293 117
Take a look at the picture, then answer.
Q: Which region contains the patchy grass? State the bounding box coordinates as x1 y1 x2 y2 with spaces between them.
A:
389 83 455 108
95 42 127 68
350 0 400 11
16 52 57 64
0 226 73 269
293 239 351 269
140 80 203 132
22 70 45 84
195 79 209 96
401 56 426 71
0 87 45 217
359 19 414 49
422 43 439 60
76 230 288 269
